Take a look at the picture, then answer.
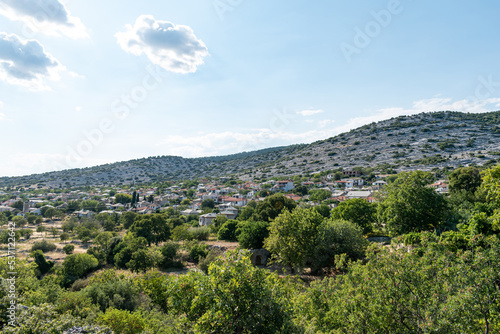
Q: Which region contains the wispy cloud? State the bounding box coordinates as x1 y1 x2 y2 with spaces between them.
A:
116 15 209 74
332 97 500 135
0 33 66 90
297 108 324 116
0 0 88 39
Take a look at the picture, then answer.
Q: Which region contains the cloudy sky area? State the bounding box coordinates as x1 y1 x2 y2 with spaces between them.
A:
1 0 500 176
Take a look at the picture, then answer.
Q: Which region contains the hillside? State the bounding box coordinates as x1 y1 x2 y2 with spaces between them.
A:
2 110 500 188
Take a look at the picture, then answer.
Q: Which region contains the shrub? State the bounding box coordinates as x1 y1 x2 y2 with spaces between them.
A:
98 308 145 334
31 240 57 253
188 242 209 263
237 221 269 249
217 220 239 241
63 244 75 255
188 226 211 241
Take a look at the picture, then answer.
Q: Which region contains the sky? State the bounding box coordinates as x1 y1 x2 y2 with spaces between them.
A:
1 0 500 177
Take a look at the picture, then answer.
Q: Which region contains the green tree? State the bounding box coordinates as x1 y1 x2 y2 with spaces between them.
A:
264 207 325 273
62 253 99 285
114 193 132 204
449 166 482 193
237 221 270 249
309 189 331 202
313 219 368 273
63 244 75 255
31 250 54 275
217 220 239 241
43 207 57 219
380 171 448 235
119 211 137 229
66 201 80 213
131 214 170 246
126 248 154 273
253 193 297 222
200 198 215 210
331 198 376 234
12 200 24 211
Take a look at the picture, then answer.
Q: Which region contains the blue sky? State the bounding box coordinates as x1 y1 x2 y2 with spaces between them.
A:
1 0 500 177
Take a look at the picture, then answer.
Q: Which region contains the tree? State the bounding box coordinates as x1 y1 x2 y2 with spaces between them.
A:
43 207 57 220
313 219 368 273
331 199 376 234
253 193 297 222
31 250 54 276
309 189 332 202
201 198 215 210
115 193 132 204
264 207 325 273
36 225 47 237
449 166 482 194
119 211 137 229
237 221 270 249
126 248 154 273
481 165 500 206
380 171 448 235
62 253 99 284
60 232 70 243
12 216 27 228
12 200 24 211
131 214 170 246
63 244 75 255
217 220 239 241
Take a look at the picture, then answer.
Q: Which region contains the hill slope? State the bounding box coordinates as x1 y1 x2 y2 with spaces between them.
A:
2 111 500 188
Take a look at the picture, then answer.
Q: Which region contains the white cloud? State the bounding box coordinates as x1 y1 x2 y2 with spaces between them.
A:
332 97 500 135
0 33 66 90
116 15 209 74
318 119 335 128
0 100 4 120
297 108 324 116
156 127 339 158
0 0 88 39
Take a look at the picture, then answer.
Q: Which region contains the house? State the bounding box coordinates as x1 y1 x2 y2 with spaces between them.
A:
199 213 218 226
429 181 449 194
342 169 361 177
285 194 302 201
220 206 238 220
273 180 294 192
0 206 15 213
181 209 202 216
74 210 94 218
221 196 248 207
345 191 372 200
373 180 387 188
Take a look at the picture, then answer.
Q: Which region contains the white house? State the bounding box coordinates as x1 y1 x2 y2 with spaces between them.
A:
273 180 294 192
199 213 218 226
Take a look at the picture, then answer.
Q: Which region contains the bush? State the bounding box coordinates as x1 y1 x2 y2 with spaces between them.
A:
31 240 57 253
160 241 182 269
31 250 54 276
63 244 75 255
188 242 209 263
98 308 145 334
217 220 239 241
62 253 99 286
237 221 269 249
188 226 211 241
198 248 223 274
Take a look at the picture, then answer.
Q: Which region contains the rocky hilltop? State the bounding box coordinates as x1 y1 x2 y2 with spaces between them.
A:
2 111 500 188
